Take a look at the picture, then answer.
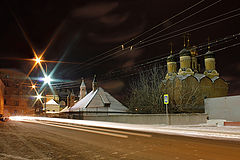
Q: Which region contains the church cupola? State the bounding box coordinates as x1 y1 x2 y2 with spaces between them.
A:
79 78 87 100
203 50 219 78
92 75 98 91
69 90 75 107
190 46 199 72
178 35 194 76
165 43 177 80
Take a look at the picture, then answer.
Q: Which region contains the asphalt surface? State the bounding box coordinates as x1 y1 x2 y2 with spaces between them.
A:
1 121 240 160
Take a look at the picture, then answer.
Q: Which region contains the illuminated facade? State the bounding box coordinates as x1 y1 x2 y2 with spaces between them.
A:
164 46 228 112
0 69 34 115
0 79 4 115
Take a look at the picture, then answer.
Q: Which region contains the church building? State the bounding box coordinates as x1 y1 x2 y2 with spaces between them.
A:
163 38 228 112
62 76 128 114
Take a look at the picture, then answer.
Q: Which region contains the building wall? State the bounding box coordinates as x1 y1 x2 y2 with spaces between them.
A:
165 76 228 113
0 79 4 115
0 69 34 115
46 104 60 113
82 113 207 125
204 95 240 121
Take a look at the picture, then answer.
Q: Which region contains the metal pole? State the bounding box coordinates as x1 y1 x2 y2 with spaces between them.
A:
44 62 47 74
166 104 169 125
44 63 47 116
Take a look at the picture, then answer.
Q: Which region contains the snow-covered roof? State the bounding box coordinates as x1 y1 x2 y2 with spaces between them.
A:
69 87 128 112
166 73 221 83
211 76 220 82
60 106 70 113
194 73 206 81
70 89 98 111
46 99 59 105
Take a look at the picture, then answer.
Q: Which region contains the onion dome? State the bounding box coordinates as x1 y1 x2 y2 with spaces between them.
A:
204 51 215 59
167 54 175 62
179 48 191 56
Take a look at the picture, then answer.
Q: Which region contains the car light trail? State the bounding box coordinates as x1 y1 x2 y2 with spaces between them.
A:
36 121 152 138
17 119 128 138
9 116 240 141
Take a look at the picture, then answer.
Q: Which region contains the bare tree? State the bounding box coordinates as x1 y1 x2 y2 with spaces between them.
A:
127 65 167 113
169 77 203 113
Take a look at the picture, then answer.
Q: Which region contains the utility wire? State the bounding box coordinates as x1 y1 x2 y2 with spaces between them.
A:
100 33 240 79
140 7 240 47
75 0 206 69
104 41 240 80
135 13 240 50
53 33 240 87
139 0 222 44
80 12 240 73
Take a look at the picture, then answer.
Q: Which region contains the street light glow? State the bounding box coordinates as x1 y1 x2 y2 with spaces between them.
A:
37 95 42 99
44 75 52 84
32 85 36 89
35 57 41 63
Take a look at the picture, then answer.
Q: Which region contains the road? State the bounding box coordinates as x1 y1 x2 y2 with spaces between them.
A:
1 120 240 160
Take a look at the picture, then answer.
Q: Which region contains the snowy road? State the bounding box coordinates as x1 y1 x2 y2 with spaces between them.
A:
1 119 240 160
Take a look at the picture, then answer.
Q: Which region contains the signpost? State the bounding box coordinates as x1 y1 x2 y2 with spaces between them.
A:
163 94 169 125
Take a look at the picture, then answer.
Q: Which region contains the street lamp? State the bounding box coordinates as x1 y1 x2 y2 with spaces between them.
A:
43 75 52 84
36 95 42 100
32 85 36 89
35 57 41 64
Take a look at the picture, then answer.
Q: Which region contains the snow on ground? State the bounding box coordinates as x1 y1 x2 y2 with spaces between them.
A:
10 116 240 141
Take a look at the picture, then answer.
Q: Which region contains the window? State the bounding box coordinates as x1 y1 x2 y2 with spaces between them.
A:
4 99 6 105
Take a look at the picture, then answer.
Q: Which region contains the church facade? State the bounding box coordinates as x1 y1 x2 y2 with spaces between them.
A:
163 44 228 112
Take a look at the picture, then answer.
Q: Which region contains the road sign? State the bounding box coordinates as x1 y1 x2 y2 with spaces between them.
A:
164 94 169 104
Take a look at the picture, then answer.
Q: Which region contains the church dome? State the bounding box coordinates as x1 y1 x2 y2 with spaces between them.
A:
179 48 191 56
167 54 175 62
204 51 215 59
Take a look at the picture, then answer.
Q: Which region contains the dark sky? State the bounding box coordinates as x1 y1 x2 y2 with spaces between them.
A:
0 0 240 96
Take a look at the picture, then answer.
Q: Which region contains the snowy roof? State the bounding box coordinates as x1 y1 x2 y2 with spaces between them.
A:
60 106 70 113
69 87 128 112
166 73 220 83
211 76 220 82
194 73 206 81
46 99 59 105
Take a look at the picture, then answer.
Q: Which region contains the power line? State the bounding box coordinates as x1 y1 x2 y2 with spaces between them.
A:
102 41 240 81
135 13 240 50
72 0 206 71
52 33 240 88
100 33 240 80
139 0 222 43
139 8 240 48
79 12 240 73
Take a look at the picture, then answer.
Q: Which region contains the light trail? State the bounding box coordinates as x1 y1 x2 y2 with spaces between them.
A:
38 121 152 138
18 119 128 138
9 116 240 141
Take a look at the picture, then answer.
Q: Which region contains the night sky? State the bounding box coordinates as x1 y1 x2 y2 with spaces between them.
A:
0 0 240 96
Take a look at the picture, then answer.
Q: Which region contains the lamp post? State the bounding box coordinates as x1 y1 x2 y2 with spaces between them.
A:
35 57 48 115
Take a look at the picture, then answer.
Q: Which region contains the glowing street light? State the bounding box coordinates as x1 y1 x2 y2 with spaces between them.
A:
35 57 41 64
43 75 52 84
36 95 42 100
32 85 36 89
